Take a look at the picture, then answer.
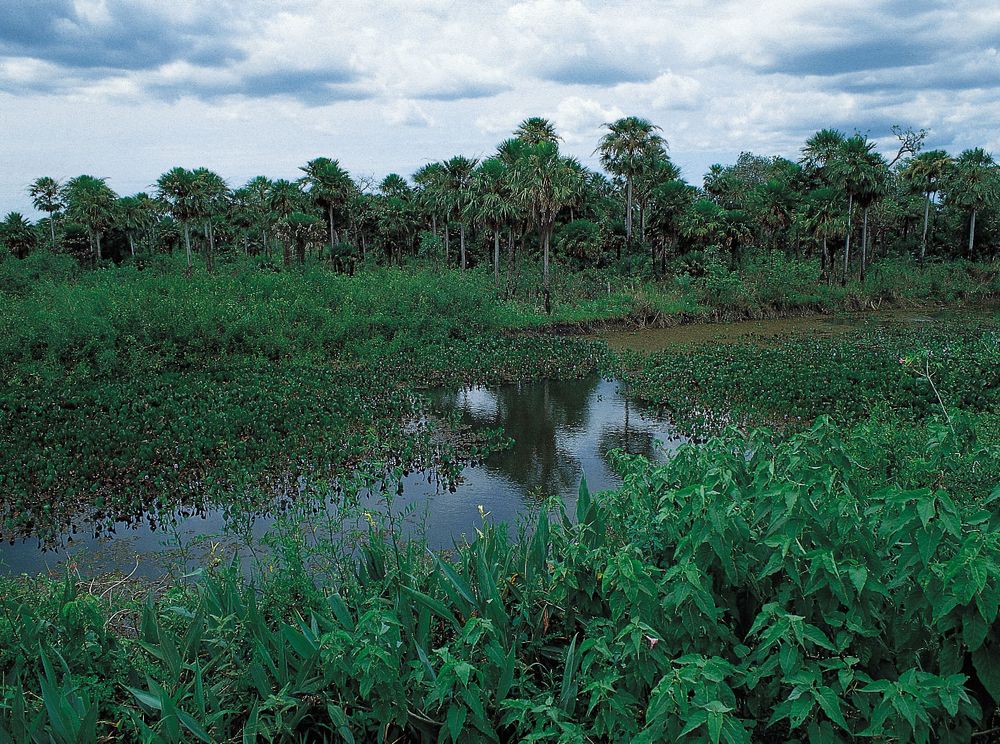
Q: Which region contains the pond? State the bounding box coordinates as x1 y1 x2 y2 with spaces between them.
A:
0 376 684 578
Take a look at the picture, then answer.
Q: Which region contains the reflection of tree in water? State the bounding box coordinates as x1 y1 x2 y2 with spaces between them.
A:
597 396 679 461
452 377 600 497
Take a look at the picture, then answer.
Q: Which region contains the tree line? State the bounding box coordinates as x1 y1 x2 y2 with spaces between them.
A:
2 117 999 290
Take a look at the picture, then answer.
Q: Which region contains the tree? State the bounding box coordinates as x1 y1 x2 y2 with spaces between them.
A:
117 193 160 257
469 158 518 285
1 212 37 258
828 135 877 283
902 150 952 261
413 162 448 250
855 152 889 281
28 176 63 248
945 148 999 257
443 156 478 271
62 175 117 262
800 128 846 173
513 117 560 145
156 167 200 271
189 168 229 271
237 176 276 256
597 116 667 243
800 188 846 283
511 140 578 302
268 180 308 265
278 212 324 265
647 179 696 272
300 158 355 258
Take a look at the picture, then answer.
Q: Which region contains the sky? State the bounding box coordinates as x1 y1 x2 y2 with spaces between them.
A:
1 0 999 216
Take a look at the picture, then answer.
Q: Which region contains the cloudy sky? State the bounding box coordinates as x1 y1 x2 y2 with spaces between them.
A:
2 0 999 215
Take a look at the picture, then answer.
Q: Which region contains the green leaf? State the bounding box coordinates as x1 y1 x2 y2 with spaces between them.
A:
815 687 850 731
447 704 467 742
963 609 989 652
848 565 868 594
707 710 723 744
973 644 1000 704
577 476 592 524
327 703 355 744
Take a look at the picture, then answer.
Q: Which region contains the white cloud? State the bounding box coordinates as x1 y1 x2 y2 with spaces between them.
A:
2 0 1000 215
384 99 434 128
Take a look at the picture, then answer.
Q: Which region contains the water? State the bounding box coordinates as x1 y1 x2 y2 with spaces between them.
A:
0 376 685 577
595 308 997 353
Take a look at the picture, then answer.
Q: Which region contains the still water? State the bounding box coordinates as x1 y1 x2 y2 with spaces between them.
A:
0 376 684 577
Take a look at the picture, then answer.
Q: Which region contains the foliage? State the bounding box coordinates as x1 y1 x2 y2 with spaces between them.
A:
2 417 999 740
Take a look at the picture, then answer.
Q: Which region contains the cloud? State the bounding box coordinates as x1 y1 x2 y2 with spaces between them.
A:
550 97 625 145
760 38 941 76
384 99 434 128
0 0 241 71
2 0 1000 216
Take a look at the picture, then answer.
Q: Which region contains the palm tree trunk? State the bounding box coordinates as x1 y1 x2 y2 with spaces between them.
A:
460 223 466 271
507 229 515 297
860 207 868 283
968 209 977 257
96 231 103 261
493 229 500 286
444 225 450 267
626 176 633 242
542 226 551 290
920 194 931 262
49 218 56 248
328 205 335 256
128 234 135 257
842 192 853 286
206 221 215 272
184 223 193 270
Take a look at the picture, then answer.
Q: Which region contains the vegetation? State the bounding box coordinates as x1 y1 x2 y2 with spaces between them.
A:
1 114 999 740
4 118 999 286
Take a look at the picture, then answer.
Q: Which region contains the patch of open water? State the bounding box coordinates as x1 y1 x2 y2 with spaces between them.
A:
0 376 684 577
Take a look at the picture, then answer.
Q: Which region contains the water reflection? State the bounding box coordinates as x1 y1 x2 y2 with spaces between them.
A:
0 376 685 576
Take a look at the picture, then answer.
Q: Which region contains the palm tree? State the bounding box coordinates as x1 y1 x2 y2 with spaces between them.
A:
192 168 228 271
238 176 276 256
412 162 448 246
300 158 354 257
469 158 518 285
513 117 560 145
28 176 63 248
800 129 847 172
511 140 577 301
597 116 667 243
1 212 37 258
278 212 324 265
800 188 846 284
117 193 160 257
156 167 200 270
945 148 999 257
62 175 117 262
828 135 877 283
268 179 308 265
902 150 952 261
647 179 695 273
855 152 889 281
443 156 478 271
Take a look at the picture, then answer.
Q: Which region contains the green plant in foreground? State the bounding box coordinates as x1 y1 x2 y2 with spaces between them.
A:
1 417 998 741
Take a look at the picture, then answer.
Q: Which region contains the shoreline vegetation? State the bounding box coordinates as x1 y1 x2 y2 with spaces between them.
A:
2 114 1000 740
